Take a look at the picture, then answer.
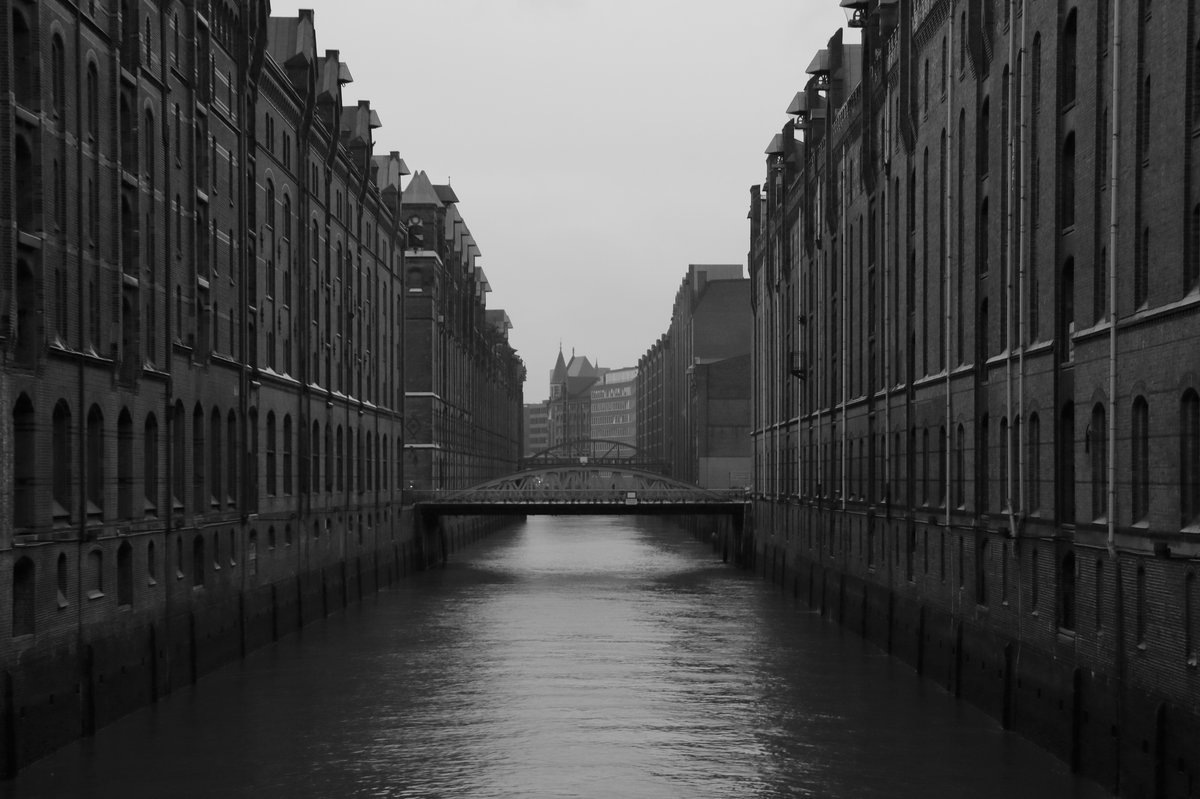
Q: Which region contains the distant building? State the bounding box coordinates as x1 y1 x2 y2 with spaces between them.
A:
403 172 525 491
637 265 752 488
547 348 605 448
523 403 549 456
590 367 637 446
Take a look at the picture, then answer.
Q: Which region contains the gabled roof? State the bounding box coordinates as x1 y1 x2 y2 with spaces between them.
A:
550 348 569 383
433 184 459 205
372 152 409 193
266 12 316 68
316 51 343 102
340 102 373 146
401 171 443 207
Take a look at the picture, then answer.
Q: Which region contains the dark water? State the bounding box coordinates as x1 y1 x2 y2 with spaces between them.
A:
9 516 1112 798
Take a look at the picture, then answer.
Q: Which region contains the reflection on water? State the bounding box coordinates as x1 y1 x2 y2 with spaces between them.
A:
10 516 1112 799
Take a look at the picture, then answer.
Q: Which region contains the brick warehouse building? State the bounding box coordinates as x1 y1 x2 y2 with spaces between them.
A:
0 0 523 773
636 264 752 489
402 170 524 492
748 2 1199 796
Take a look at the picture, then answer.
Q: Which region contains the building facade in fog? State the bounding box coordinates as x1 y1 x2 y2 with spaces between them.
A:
402 171 524 492
636 265 752 488
547 348 604 448
589 366 637 446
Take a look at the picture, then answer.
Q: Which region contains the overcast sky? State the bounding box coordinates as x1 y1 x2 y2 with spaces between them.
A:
270 0 852 402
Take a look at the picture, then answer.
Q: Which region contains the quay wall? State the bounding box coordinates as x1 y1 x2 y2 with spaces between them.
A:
726 501 1200 799
0 512 504 777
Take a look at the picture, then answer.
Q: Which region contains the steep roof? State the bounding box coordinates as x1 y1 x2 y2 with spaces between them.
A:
401 171 443 207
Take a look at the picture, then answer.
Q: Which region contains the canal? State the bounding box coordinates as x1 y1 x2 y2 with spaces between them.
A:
9 515 1113 798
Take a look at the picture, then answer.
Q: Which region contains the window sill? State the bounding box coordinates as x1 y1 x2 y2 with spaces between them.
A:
87 590 105 601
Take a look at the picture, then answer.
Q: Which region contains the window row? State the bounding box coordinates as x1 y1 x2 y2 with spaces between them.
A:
788 389 1200 529
10 397 408 529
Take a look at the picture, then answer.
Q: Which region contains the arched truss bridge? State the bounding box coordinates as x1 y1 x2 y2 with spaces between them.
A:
519 439 667 473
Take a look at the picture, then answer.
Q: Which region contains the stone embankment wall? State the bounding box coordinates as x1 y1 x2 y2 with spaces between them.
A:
0 512 504 777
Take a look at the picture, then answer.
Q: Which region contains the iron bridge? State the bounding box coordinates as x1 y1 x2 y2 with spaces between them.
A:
413 465 749 516
519 439 667 474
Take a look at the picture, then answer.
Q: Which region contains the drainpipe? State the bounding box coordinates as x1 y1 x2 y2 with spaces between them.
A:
1016 0 1029 525
842 148 849 511
883 120 892 515
1005 0 1019 541
944 10 954 530
1107 0 1122 559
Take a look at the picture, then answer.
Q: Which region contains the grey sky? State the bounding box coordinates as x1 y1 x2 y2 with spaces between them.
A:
269 1 852 402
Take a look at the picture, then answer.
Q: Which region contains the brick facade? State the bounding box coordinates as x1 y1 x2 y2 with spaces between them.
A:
0 0 522 774
749 2 1200 796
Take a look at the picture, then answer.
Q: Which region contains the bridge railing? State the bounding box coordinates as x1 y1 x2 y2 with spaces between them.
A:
413 487 750 505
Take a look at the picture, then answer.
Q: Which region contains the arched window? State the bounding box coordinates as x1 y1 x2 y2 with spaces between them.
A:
266 412 277 496
193 404 206 511
147 540 157 584
311 421 321 494
1091 403 1108 521
117 541 133 607
12 558 35 636
172 401 185 507
12 9 35 108
50 34 65 116
118 409 134 519
86 405 104 517
1059 551 1077 631
144 413 159 515
1132 397 1150 522
87 549 103 598
366 434 373 493
86 62 100 140
955 424 966 508
283 415 293 495
199 416 222 514
1061 134 1076 229
15 259 38 366
324 424 333 493
248 529 258 579
226 410 238 507
336 425 344 491
1060 402 1076 524
13 395 36 528
15 136 37 234
1061 10 1078 107
1182 390 1200 526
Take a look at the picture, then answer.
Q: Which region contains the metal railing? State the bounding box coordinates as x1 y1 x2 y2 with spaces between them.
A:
413 487 749 506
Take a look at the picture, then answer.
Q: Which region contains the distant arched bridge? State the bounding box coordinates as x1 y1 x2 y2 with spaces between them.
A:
414 465 748 516
410 465 750 567
519 439 667 473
